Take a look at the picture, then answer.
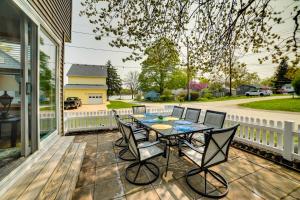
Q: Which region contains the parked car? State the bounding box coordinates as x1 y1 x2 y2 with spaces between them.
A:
64 97 82 109
245 89 272 96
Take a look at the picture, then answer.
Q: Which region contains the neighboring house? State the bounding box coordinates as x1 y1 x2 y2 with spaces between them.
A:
64 64 108 105
0 50 21 104
236 84 257 95
281 84 294 93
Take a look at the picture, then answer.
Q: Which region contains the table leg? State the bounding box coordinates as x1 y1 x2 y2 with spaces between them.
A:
165 140 171 177
11 122 17 147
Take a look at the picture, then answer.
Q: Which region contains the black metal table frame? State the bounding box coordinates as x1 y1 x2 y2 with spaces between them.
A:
130 115 213 176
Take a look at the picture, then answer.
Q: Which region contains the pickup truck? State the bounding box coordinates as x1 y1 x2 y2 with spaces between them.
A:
64 97 82 110
245 89 272 96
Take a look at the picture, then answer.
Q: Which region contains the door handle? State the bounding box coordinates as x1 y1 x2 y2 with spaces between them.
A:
26 82 31 95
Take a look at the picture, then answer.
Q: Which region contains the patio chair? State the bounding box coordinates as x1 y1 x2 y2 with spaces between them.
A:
119 120 167 185
184 108 201 123
171 106 185 119
112 110 126 147
189 110 227 145
113 111 149 161
179 124 239 198
132 105 146 114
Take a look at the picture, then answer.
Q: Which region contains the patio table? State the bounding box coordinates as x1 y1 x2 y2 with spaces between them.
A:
130 113 213 175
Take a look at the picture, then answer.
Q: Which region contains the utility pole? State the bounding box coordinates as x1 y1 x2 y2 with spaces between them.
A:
186 37 191 101
229 47 232 96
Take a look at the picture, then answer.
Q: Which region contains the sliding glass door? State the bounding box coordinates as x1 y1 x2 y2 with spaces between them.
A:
0 0 37 173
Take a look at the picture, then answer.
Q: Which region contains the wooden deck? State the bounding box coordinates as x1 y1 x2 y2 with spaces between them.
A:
72 131 300 200
1 136 86 200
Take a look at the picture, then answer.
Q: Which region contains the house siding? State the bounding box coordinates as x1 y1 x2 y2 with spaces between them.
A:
68 76 106 85
28 0 72 135
64 88 107 104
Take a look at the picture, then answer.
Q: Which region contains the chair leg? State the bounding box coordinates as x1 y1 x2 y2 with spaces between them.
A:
118 147 136 161
125 161 160 185
115 137 127 147
186 168 229 199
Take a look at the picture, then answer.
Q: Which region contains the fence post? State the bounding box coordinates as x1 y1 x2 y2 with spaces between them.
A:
109 110 113 130
283 121 294 161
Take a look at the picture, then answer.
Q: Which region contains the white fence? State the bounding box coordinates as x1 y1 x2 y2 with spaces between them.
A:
225 114 300 162
57 108 300 162
63 108 173 133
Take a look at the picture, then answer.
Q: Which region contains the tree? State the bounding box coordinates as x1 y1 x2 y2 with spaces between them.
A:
40 51 53 100
166 69 187 90
260 77 274 87
124 71 139 99
138 38 180 94
80 0 300 98
106 60 122 98
292 72 300 95
286 66 300 81
273 59 291 90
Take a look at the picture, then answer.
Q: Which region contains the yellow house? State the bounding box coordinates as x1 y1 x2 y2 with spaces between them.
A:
64 64 108 104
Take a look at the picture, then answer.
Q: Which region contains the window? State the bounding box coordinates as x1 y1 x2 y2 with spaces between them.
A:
39 30 57 139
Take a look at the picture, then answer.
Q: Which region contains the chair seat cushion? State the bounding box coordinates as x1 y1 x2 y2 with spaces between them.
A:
182 146 204 167
192 133 205 144
138 142 164 161
134 132 147 140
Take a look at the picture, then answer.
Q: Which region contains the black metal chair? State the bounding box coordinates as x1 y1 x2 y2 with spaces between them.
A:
132 105 146 114
179 124 239 198
189 110 227 145
113 111 149 161
112 110 127 147
171 106 185 119
119 120 167 185
184 108 201 123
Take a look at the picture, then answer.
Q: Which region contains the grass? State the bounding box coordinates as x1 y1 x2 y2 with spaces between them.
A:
136 94 288 104
239 98 300 112
107 100 139 109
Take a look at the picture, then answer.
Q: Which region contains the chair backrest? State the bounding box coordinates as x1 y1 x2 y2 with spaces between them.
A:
113 113 127 142
119 120 140 159
201 124 239 168
132 105 146 114
203 110 226 128
171 106 185 119
184 108 201 123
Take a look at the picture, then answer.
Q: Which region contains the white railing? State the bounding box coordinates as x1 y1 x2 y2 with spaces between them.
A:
225 114 300 162
63 107 173 133
62 107 300 162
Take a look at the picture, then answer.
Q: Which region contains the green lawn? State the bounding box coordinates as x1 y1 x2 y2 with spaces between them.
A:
239 98 300 112
107 100 139 109
137 94 288 104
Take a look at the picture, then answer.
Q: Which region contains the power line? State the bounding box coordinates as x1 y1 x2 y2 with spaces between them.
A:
65 44 133 54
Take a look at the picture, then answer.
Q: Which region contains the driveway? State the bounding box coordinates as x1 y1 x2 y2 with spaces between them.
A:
64 104 107 112
141 96 300 124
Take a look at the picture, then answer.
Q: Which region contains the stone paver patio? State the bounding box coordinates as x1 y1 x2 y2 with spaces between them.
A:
72 131 300 200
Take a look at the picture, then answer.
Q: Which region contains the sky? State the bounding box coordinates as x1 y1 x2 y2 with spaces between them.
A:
64 0 298 84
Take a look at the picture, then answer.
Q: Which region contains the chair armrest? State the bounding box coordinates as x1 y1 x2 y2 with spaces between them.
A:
133 128 146 132
138 141 160 149
179 139 204 154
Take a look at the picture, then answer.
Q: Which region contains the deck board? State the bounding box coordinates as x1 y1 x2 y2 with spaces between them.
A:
17 138 73 200
36 143 79 200
55 142 86 200
2 137 70 200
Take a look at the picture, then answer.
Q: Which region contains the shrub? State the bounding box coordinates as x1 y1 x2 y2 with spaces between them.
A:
189 91 199 101
292 74 300 95
160 95 174 101
134 94 142 101
201 88 213 99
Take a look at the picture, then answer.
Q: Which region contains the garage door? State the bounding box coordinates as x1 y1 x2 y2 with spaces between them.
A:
88 94 103 104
